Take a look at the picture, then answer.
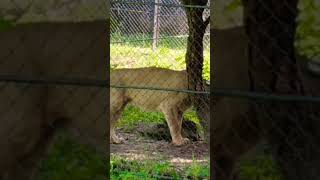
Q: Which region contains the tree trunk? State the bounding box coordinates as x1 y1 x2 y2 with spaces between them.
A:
180 0 210 142
243 0 320 179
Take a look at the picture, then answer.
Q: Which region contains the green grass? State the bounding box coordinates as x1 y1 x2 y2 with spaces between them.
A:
184 158 210 179
111 36 210 81
239 154 282 180
296 0 320 59
116 105 165 130
117 105 202 132
111 155 209 179
0 19 14 31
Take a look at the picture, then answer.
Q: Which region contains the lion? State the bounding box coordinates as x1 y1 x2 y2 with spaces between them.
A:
110 67 193 146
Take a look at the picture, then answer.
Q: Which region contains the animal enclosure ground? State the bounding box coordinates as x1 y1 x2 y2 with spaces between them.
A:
112 105 281 180
110 32 210 178
110 105 210 178
111 128 209 167
111 129 210 179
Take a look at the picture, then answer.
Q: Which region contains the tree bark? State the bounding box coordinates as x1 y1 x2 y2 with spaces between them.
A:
180 0 210 142
243 0 320 179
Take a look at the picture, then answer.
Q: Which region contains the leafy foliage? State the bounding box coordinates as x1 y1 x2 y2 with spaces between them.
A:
296 0 320 58
224 0 320 59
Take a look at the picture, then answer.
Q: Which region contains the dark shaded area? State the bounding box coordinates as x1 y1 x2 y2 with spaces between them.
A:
137 118 201 141
0 21 108 180
212 25 320 180
243 0 320 179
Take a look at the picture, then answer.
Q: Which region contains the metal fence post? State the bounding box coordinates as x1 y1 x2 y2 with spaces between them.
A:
152 0 160 51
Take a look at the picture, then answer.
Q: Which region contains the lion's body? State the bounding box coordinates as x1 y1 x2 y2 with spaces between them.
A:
110 67 192 146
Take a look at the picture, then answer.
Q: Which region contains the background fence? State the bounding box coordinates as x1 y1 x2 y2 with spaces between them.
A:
110 0 210 179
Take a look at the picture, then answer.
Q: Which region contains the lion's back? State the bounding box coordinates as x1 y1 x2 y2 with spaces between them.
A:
110 67 189 111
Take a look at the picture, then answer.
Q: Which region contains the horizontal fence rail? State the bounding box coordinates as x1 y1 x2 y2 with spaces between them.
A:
2 75 320 103
2 74 320 105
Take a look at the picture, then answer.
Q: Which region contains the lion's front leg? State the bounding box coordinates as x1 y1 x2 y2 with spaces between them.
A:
110 89 127 144
110 129 124 144
162 107 189 146
110 115 125 144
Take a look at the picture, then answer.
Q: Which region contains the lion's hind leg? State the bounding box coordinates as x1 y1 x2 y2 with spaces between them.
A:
110 89 129 144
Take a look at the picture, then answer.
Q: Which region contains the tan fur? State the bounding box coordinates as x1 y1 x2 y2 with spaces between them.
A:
110 67 192 146
0 21 107 179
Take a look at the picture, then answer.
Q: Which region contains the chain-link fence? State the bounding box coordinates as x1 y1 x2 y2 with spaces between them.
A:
213 0 320 180
1 0 319 179
0 1 108 179
110 0 210 179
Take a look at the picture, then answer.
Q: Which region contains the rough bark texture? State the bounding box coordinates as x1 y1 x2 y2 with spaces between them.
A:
243 0 320 179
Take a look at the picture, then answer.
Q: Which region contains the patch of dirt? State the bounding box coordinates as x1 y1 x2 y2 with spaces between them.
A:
110 123 209 168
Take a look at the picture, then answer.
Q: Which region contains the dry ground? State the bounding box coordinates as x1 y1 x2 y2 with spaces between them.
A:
110 128 209 169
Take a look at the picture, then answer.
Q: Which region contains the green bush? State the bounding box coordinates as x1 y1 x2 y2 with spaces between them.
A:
296 0 320 58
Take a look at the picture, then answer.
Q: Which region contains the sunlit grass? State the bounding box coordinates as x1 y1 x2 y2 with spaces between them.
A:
110 36 210 80
111 155 210 179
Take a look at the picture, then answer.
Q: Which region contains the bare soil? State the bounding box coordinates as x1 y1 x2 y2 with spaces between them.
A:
110 127 209 169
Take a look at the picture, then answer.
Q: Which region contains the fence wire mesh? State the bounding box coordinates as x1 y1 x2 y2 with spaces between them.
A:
0 1 108 179
110 0 210 179
213 0 320 180
1 0 319 179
